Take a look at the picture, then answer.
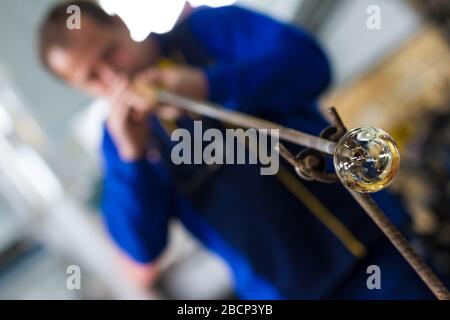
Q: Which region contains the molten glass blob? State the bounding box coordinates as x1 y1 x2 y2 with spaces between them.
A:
333 127 400 193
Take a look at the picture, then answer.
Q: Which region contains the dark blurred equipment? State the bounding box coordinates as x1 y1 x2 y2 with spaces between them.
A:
411 0 450 41
404 106 450 277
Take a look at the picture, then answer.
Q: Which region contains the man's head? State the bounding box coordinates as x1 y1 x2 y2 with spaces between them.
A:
39 1 160 96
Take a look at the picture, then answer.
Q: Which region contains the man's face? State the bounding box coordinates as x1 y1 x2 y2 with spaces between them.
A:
47 15 159 97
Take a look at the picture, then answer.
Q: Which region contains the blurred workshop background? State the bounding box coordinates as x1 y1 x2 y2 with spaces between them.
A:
0 0 448 299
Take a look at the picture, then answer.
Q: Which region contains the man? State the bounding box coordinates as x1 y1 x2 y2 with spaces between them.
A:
39 1 434 299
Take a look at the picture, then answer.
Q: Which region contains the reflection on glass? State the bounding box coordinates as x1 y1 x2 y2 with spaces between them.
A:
333 127 400 193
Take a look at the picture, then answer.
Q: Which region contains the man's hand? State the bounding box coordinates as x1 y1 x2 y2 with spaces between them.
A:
106 65 208 162
133 64 208 121
106 76 155 162
135 65 208 101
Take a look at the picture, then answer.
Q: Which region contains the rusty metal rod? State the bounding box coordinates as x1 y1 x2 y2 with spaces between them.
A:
157 89 337 155
349 190 450 300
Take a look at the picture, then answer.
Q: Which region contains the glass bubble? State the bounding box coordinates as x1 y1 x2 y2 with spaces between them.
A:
333 127 400 193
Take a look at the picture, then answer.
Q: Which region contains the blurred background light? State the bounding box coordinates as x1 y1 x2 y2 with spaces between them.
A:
99 0 185 41
99 0 236 42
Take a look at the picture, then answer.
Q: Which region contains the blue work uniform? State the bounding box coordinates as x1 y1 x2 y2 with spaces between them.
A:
101 6 435 299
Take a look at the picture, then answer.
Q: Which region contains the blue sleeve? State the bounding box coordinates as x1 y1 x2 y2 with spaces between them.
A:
187 6 332 114
100 126 174 263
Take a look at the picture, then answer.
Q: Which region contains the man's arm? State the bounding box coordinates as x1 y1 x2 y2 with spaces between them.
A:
101 126 174 265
